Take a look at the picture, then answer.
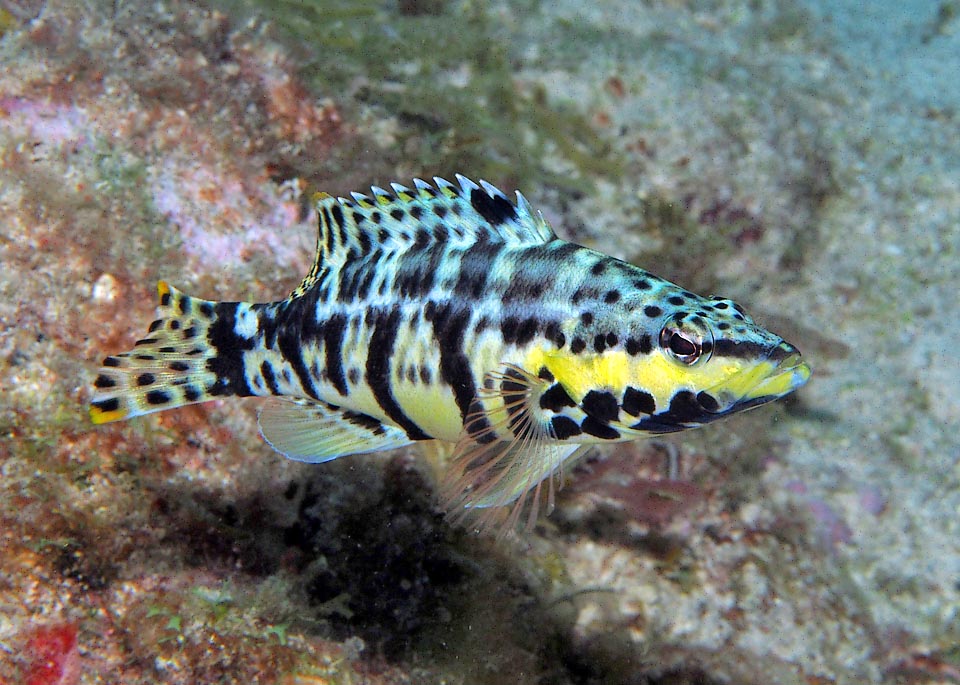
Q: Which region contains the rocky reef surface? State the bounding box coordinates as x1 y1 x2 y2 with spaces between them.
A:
1 1 957 683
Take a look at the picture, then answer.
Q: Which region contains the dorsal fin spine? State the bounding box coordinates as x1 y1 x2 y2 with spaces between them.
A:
434 176 458 198
456 174 480 193
303 176 556 293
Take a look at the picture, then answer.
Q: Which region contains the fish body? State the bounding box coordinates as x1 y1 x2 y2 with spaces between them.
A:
90 175 810 529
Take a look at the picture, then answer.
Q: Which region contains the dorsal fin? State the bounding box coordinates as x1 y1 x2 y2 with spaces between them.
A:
292 176 556 297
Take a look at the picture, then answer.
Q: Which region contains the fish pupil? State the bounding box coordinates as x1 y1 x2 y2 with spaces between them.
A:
670 334 696 357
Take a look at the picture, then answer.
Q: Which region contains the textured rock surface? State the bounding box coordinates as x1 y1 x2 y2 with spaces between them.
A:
1 0 957 682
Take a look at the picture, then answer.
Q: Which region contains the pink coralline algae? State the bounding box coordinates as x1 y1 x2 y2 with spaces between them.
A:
22 623 80 685
151 160 311 271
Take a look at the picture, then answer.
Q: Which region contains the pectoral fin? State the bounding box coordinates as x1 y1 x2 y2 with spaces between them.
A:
257 398 412 463
439 364 587 534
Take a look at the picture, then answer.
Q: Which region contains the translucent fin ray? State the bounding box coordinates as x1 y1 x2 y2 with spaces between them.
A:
257 397 413 463
439 364 584 536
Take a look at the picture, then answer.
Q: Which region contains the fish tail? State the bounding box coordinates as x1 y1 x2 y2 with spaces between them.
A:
89 281 222 424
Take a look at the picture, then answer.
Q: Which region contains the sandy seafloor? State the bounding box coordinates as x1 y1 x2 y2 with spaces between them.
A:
1 0 958 683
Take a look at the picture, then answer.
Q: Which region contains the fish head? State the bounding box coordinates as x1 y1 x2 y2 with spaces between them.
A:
534 288 810 440
619 293 811 433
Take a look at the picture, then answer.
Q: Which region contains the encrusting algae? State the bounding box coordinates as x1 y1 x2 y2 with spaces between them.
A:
90 175 810 532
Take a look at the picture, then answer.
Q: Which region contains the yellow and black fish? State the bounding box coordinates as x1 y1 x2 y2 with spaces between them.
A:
90 175 810 530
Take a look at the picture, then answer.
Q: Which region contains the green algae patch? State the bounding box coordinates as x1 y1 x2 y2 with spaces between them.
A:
212 0 623 190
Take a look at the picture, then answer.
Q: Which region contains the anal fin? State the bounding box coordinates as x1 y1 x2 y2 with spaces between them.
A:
257 398 413 463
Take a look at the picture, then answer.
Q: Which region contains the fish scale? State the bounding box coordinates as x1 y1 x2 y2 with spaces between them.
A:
89 174 810 533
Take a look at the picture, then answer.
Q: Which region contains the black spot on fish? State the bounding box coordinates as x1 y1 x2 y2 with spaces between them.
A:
603 290 620 304
625 336 648 356
183 385 201 402
135 337 158 346
160 291 172 307
634 278 651 290
178 296 191 315
145 389 172 405
622 387 655 416
537 366 554 381
199 302 215 318
697 391 720 412
470 187 517 226
582 390 619 423
136 373 155 387
390 208 405 221
644 305 662 318
371 211 383 224
580 311 594 325
92 397 120 413
410 205 423 220
433 204 448 219
183 326 197 339
419 366 432 384
515 318 538 346
170 320 181 331
94 374 116 389
148 319 162 333
570 337 586 354
544 321 565 349
348 368 360 385
103 356 120 367
668 295 685 306
664 390 705 423
501 316 519 343
606 333 618 347
540 383 576 412
551 415 582 440
581 416 619 440
593 334 607 353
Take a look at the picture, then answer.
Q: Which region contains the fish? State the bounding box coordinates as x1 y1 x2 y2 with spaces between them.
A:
89 175 810 532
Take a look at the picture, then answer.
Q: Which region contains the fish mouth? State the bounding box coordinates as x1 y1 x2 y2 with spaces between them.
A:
627 343 810 434
704 343 811 415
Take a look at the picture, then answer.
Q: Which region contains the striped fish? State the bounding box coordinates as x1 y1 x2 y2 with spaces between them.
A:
89 175 810 531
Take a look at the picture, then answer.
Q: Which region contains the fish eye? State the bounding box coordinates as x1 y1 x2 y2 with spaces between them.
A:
659 318 713 365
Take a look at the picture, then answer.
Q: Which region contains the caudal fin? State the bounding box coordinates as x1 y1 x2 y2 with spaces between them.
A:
89 281 220 424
